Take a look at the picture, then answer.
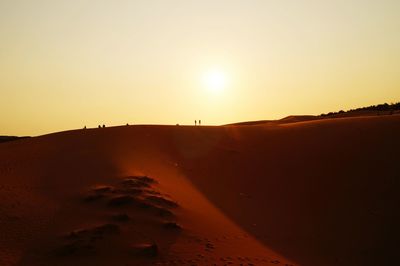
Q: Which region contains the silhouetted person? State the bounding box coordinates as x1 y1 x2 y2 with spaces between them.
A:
195 120 197 126
102 124 105 128
98 125 101 128
199 120 201 125
83 126 86 129
126 123 129 126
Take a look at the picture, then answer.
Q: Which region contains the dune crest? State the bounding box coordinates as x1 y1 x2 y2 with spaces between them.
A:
1 115 399 265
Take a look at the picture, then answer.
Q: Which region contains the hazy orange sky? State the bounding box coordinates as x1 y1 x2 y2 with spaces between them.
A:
1 0 400 136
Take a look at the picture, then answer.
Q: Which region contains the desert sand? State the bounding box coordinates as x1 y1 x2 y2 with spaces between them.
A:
1 114 399 266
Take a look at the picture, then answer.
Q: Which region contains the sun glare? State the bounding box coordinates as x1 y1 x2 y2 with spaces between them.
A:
203 69 228 93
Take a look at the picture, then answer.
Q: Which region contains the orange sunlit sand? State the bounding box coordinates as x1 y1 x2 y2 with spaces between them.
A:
1 110 400 266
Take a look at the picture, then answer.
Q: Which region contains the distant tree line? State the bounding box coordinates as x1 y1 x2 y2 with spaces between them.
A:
320 102 400 117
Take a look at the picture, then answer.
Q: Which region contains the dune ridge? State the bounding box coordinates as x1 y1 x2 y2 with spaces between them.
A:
1 114 399 265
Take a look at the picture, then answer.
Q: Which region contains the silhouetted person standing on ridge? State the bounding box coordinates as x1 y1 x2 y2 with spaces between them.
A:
195 120 197 126
199 120 201 126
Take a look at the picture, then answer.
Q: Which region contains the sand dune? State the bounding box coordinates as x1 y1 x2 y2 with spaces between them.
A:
1 114 399 265
226 115 319 126
0 136 30 143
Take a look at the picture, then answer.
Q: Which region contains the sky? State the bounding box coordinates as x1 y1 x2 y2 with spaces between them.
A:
1 0 400 136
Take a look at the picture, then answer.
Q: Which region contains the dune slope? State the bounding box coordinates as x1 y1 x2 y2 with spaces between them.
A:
0 115 399 266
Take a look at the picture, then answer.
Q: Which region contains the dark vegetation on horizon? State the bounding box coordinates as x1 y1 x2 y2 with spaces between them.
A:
320 102 400 117
228 102 400 126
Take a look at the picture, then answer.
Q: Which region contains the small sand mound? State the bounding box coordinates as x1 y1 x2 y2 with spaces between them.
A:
108 195 135 206
54 241 95 257
121 176 156 188
133 176 157 184
146 195 178 208
92 223 120 235
67 223 120 239
152 206 174 217
162 222 181 230
84 193 105 202
56 223 120 257
92 185 114 193
111 213 130 222
129 243 158 257
113 187 144 195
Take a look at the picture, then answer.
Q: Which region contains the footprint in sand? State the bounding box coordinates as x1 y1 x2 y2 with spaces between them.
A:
84 176 179 219
205 241 215 252
55 223 120 256
129 243 158 257
111 213 130 222
58 175 181 261
163 221 182 230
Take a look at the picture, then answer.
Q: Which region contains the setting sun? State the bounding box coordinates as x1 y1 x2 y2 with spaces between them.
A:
203 69 228 93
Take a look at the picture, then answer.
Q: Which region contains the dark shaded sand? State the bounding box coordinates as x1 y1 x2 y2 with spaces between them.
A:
0 114 399 265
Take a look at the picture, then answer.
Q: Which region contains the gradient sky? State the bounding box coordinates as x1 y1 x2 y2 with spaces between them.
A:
1 0 400 136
